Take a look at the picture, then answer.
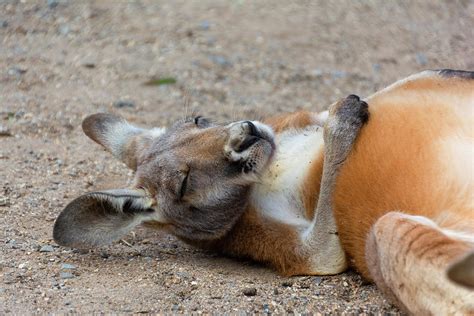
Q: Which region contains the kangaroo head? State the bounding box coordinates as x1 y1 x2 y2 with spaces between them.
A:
53 113 275 248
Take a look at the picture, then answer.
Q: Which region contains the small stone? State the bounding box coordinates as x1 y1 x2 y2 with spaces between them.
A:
99 251 109 259
416 52 428 66
314 277 322 285
0 126 12 137
39 245 54 253
47 0 59 9
263 304 270 313
0 197 9 206
199 20 210 30
1 21 8 28
331 70 347 79
82 62 96 69
7 239 17 249
18 262 27 269
243 287 257 296
60 272 75 279
208 55 232 67
273 288 279 295
7 66 27 76
343 281 349 287
280 280 293 287
113 100 135 108
372 63 381 73
61 263 76 270
59 24 70 35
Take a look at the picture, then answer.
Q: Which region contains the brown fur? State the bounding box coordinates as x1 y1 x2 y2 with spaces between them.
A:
185 207 313 276
264 110 317 133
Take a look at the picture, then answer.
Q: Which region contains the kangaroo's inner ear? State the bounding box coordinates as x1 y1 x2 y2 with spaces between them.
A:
447 251 474 289
82 113 165 170
53 189 162 249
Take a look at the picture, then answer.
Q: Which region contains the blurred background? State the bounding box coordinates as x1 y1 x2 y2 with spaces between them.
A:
1 0 473 314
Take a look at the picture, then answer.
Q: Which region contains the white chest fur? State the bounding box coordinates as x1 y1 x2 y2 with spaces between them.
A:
250 126 324 228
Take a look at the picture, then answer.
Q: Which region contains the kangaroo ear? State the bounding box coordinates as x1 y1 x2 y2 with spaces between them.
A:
447 251 474 289
82 113 165 170
53 189 164 248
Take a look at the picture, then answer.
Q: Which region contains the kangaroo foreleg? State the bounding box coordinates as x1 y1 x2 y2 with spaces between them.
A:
303 95 369 274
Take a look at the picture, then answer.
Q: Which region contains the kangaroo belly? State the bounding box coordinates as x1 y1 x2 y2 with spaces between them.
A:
332 97 474 278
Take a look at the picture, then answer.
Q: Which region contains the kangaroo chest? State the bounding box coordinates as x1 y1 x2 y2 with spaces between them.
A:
250 126 324 227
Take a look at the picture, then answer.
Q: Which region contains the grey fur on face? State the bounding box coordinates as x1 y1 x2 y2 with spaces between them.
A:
54 114 275 247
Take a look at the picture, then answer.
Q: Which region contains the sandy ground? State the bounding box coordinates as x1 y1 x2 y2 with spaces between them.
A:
1 0 473 314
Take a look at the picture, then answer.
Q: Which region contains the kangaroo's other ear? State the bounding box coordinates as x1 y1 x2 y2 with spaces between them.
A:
53 189 163 249
447 251 474 289
82 113 165 170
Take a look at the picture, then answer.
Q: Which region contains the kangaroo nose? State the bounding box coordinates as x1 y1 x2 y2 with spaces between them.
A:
235 121 261 152
244 121 263 138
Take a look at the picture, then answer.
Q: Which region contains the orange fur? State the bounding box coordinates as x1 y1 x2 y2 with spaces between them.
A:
264 110 317 133
332 72 474 278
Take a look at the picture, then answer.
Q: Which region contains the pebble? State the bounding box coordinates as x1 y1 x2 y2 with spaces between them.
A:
331 70 347 79
263 303 270 313
113 100 135 108
60 272 75 279
243 287 257 296
416 52 428 66
208 55 232 67
372 63 381 73
7 66 27 76
59 24 70 36
0 126 12 137
39 245 54 253
280 280 293 287
199 21 210 30
47 0 59 9
1 21 7 28
61 263 77 270
0 197 9 206
7 239 18 249
314 277 322 285
18 262 27 269
82 62 96 68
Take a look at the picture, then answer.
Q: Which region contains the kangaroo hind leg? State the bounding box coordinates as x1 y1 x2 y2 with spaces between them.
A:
366 211 474 314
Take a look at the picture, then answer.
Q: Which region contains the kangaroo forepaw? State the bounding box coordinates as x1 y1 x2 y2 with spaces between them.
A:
324 94 369 161
332 94 369 125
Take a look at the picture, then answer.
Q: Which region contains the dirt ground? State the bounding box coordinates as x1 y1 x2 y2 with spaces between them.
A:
1 0 473 314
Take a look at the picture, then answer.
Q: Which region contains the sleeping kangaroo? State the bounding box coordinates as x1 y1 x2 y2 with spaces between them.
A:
54 70 474 314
